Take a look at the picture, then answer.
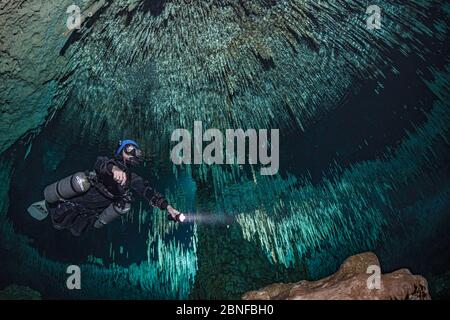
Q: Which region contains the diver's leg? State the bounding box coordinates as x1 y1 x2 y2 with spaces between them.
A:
49 202 77 231
68 208 99 236
47 201 97 236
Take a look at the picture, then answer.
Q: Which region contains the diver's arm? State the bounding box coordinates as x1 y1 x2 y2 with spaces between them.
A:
129 173 169 210
111 166 127 186
94 157 128 185
129 173 184 221
94 156 116 176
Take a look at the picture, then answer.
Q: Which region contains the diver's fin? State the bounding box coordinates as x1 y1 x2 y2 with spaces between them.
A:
27 200 49 221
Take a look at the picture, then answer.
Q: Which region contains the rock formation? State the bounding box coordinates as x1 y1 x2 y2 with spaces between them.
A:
0 0 72 153
0 284 42 300
242 252 431 300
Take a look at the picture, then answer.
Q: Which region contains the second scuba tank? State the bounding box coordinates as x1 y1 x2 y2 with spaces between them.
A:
94 202 131 229
44 172 91 204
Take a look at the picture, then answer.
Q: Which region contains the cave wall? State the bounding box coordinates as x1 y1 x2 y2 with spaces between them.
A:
0 0 74 154
0 0 449 299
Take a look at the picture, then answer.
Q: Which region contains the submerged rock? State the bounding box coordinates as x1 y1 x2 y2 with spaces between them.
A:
242 252 430 300
0 0 74 153
0 284 42 300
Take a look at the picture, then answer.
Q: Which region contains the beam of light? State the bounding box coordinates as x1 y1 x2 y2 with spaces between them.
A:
182 212 236 225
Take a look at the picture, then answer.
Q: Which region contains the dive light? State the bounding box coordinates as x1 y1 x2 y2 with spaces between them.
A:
168 213 186 223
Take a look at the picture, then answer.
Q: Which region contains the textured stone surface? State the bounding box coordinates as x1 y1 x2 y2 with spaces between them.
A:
54 0 445 149
242 252 431 300
0 0 71 153
0 284 42 300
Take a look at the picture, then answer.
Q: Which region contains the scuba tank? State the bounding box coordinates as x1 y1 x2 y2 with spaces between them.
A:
44 172 91 203
93 202 131 229
94 184 132 229
44 170 132 228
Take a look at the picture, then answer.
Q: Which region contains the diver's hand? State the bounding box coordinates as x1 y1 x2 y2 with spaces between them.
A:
112 166 127 186
167 205 180 220
167 205 180 222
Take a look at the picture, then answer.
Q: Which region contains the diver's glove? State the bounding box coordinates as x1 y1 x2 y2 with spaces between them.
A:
167 205 185 223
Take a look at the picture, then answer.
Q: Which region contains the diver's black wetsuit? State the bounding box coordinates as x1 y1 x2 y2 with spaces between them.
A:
48 156 168 236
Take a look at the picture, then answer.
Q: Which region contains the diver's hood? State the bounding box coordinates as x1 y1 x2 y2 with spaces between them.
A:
122 144 144 167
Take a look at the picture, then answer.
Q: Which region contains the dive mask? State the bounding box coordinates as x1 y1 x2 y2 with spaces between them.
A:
124 144 144 167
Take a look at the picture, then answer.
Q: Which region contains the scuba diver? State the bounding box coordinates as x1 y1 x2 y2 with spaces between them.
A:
27 139 185 236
